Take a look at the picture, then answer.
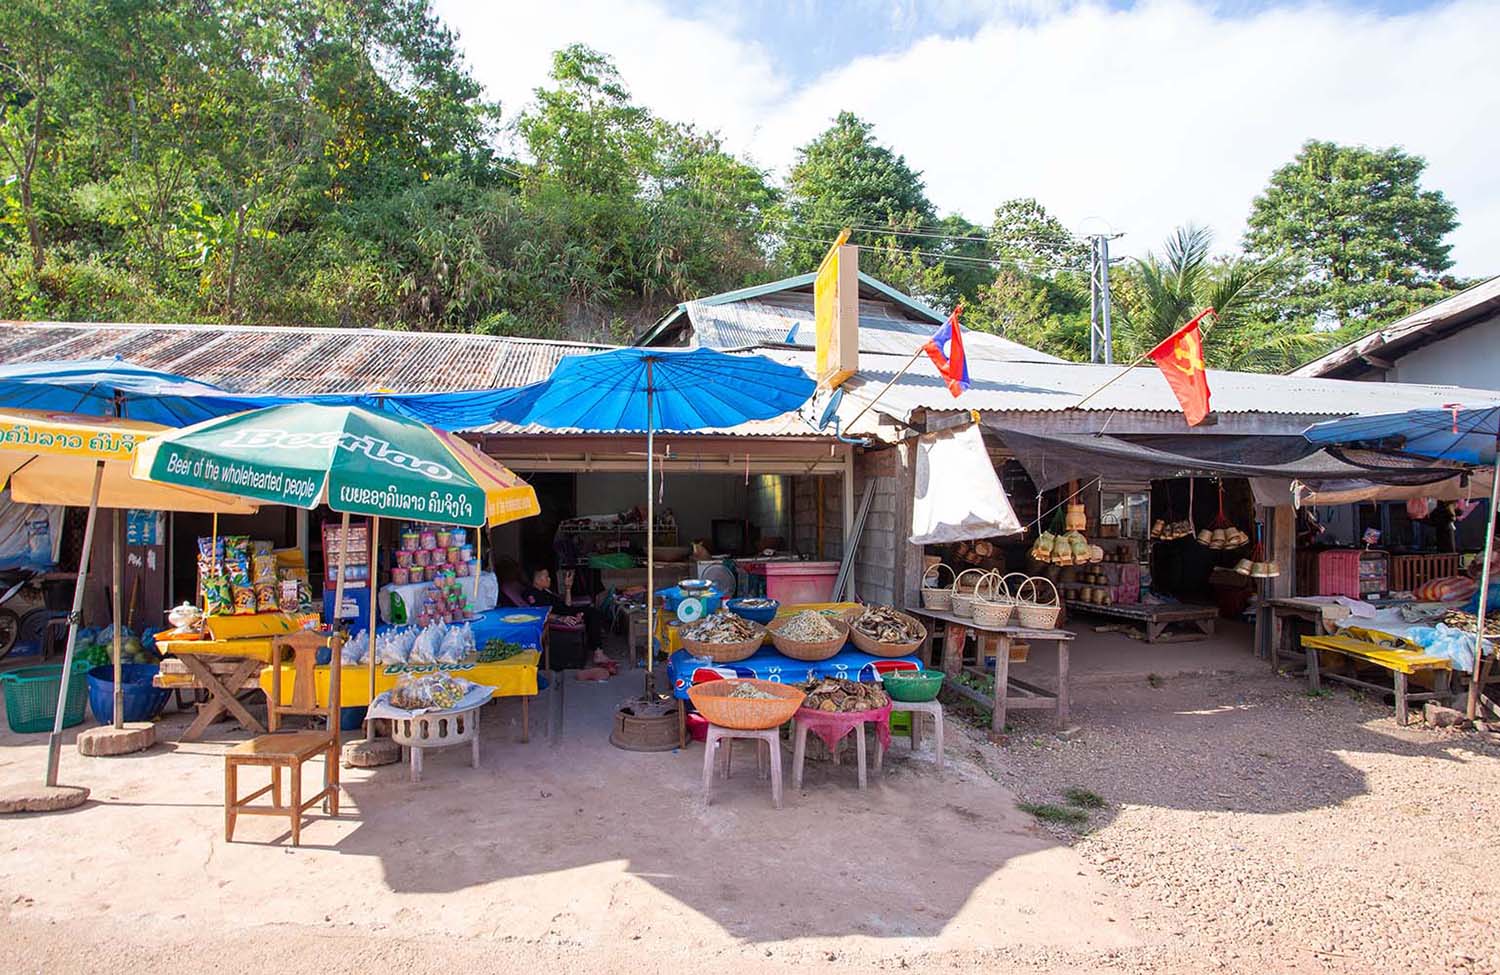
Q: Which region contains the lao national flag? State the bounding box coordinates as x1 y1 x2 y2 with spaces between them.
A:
923 306 969 397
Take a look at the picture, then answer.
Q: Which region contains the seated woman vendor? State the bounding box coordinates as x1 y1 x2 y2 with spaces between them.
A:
497 561 611 669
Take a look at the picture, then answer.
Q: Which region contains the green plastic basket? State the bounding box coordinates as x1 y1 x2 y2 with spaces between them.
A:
2 662 90 734
881 669 945 703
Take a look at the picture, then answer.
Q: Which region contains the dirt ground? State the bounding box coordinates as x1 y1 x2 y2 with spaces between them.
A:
1 626 1496 975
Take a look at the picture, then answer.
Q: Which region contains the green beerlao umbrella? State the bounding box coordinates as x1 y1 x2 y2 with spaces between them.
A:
133 403 538 527
133 403 539 756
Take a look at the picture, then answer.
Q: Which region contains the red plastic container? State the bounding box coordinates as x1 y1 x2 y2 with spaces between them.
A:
753 561 840 604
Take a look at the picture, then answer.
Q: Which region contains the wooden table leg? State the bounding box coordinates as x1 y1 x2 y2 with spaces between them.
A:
677 698 686 750
1145 620 1163 643
521 695 530 744
941 623 968 677
992 634 1010 736
179 656 265 742
1395 673 1409 726
1056 639 1070 724
1305 639 1321 691
854 726 867 790
1270 610 1284 669
919 628 934 670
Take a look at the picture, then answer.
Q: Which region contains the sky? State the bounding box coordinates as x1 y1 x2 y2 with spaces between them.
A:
432 0 1498 278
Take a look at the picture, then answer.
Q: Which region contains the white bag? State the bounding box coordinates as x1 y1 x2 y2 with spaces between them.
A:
909 423 1023 544
408 623 444 665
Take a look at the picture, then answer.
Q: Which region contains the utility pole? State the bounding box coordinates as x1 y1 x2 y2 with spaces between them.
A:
1087 233 1122 364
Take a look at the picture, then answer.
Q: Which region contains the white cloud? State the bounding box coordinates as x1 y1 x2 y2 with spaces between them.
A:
434 0 1500 277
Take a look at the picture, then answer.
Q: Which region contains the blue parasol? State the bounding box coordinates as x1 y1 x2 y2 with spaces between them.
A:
1306 402 1500 719
489 348 816 682
0 358 254 425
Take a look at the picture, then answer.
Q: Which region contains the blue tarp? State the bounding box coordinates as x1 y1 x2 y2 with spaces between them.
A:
1306 403 1500 466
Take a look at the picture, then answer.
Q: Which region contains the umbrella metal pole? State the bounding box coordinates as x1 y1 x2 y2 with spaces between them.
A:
45 461 104 787
112 508 124 729
331 512 350 744
646 360 656 693
1467 443 1500 720
365 515 379 745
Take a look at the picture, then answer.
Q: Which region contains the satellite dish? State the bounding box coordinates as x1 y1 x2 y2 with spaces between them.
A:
817 388 844 431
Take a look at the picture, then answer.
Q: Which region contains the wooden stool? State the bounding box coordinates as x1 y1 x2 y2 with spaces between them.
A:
889 699 945 768
224 631 342 846
702 724 783 809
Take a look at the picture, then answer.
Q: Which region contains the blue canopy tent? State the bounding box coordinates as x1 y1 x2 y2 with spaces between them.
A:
1306 403 1500 719
488 347 817 685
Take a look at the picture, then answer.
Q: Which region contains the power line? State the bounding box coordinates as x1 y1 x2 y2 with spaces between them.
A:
775 230 1086 275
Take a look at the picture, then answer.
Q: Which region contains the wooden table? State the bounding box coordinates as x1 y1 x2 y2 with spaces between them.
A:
1301 633 1453 725
910 607 1074 736
1264 597 1351 669
156 652 267 741
1063 600 1217 643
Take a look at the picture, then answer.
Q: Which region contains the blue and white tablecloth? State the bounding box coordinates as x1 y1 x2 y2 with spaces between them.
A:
667 645 921 700
375 606 549 651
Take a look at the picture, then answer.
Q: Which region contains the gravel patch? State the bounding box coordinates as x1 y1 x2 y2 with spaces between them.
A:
970 670 1500 974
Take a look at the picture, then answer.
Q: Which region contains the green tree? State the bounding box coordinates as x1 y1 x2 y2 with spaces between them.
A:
782 111 943 295
1244 140 1459 329
1116 225 1323 373
989 198 1088 272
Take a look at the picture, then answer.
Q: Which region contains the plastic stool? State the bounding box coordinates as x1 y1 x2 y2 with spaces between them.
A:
889 699 945 768
702 724 783 809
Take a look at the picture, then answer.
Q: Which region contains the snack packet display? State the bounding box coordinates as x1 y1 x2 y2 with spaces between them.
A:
230 585 256 615
252 553 277 584
223 535 251 562
203 575 232 616
389 672 468 710
278 580 300 614
253 582 278 613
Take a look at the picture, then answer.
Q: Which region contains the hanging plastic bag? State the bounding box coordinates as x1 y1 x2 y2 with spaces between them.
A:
910 423 1022 544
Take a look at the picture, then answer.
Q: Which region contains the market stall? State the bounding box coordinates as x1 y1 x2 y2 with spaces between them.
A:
134 403 541 771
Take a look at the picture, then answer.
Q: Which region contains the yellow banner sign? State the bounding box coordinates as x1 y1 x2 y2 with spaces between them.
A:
0 410 157 461
814 229 857 389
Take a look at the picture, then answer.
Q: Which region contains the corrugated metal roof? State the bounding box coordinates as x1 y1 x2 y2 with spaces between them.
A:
684 294 1063 364
1290 275 1500 378
0 321 613 394
789 348 1500 425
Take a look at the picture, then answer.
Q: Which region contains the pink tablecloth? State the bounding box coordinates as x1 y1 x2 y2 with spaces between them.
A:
793 703 892 752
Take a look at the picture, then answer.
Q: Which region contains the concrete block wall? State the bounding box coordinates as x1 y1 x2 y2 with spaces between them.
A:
791 475 843 561
851 445 915 606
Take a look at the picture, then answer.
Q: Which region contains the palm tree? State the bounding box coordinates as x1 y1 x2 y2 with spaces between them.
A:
1115 225 1326 373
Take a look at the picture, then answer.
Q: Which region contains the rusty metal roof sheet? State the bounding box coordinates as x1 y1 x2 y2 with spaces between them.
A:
0 321 612 394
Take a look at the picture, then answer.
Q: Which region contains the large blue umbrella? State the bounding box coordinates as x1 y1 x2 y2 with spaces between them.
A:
1306 402 1500 719
0 358 256 425
489 348 816 681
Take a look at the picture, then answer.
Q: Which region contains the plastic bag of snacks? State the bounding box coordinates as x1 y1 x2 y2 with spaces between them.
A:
342 629 371 665
202 574 232 616
375 630 409 665
223 535 251 562
409 624 444 664
253 582 278 613
436 624 470 664
278 580 300 614
388 672 469 711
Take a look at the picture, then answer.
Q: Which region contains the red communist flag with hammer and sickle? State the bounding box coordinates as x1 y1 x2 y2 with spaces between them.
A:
1147 309 1214 426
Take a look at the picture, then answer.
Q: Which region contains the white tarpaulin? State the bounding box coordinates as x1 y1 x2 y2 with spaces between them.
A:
910 423 1022 544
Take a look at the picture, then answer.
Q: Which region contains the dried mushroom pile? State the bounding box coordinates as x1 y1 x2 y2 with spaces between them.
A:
726 681 779 700
683 610 760 643
1442 609 1500 637
849 606 923 644
798 677 888 712
776 610 840 642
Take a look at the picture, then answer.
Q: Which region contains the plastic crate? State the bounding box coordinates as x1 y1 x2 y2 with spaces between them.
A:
2 662 90 734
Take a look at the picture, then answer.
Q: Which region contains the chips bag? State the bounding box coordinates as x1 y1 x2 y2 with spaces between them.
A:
254 582 278 613
230 585 257 615
203 575 232 616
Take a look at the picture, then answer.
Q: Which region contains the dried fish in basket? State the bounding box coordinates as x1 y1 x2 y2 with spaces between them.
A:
844 605 927 657
681 610 766 663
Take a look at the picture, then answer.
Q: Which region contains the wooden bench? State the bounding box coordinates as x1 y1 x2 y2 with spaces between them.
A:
1300 634 1453 725
1064 600 1217 643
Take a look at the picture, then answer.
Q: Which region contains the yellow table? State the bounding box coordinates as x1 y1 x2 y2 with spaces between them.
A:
257 652 541 707
653 601 860 657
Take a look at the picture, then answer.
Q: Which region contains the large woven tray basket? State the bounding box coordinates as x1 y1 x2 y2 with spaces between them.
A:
766 613 849 662
843 608 927 658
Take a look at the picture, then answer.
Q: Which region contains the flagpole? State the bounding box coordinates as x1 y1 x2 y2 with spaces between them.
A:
1072 307 1216 411
843 302 964 432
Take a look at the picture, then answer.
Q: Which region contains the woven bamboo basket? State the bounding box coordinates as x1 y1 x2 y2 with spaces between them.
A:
766 613 849 661
972 573 1014 628
843 607 927 658
919 563 955 611
687 679 805 731
950 568 987 619
1015 576 1061 630
681 622 767 663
